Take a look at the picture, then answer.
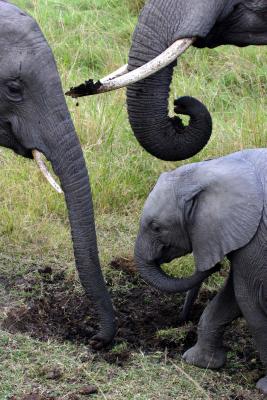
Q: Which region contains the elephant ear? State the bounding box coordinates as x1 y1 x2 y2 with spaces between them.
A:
185 154 263 271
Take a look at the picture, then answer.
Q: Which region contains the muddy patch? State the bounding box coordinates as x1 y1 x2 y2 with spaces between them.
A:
1 257 265 390
1 258 198 355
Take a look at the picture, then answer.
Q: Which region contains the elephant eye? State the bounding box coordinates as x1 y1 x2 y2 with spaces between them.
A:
151 222 161 233
6 80 23 101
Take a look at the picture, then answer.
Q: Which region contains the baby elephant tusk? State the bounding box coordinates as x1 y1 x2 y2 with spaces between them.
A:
32 150 63 194
66 38 194 98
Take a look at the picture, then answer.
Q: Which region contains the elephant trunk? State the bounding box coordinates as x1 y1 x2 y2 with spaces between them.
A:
49 119 116 345
127 69 212 161
135 256 213 294
134 235 219 294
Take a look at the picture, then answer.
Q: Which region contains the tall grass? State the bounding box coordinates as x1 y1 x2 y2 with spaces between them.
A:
1 0 266 258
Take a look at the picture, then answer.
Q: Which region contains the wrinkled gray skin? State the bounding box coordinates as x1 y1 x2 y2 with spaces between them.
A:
0 1 116 347
177 282 202 323
135 148 267 394
127 0 267 161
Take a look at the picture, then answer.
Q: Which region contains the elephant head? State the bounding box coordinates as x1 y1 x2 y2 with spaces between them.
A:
0 1 116 346
68 0 267 161
135 151 263 292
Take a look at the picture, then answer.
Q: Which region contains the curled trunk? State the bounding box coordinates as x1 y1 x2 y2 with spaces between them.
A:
135 257 216 293
127 70 212 161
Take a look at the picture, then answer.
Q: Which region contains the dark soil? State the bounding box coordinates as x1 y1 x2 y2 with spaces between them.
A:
1 257 208 354
1 257 265 398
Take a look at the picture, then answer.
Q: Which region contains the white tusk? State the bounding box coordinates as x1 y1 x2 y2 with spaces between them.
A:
100 64 128 84
96 38 195 93
32 150 63 194
66 38 195 98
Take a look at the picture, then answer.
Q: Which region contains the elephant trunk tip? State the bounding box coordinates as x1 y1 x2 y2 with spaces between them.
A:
174 96 212 118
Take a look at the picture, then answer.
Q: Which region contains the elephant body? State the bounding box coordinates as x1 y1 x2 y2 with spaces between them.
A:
0 1 116 346
135 148 267 394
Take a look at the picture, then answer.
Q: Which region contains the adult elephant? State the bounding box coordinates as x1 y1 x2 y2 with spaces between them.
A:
0 1 116 346
68 0 267 161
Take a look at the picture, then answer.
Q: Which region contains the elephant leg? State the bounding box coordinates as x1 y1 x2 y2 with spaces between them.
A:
178 284 201 323
183 271 241 369
233 265 267 395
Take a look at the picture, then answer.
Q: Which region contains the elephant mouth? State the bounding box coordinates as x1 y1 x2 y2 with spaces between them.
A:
154 246 188 266
14 143 62 194
15 146 32 159
13 140 62 194
0 120 62 194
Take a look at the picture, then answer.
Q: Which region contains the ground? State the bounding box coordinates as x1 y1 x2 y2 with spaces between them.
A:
0 253 266 399
0 0 267 399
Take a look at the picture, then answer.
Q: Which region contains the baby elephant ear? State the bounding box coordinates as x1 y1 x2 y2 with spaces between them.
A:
188 155 263 271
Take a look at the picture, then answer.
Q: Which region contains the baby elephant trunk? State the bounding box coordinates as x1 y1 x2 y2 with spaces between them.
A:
134 245 220 293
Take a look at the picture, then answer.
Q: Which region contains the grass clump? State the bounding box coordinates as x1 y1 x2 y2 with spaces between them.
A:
156 325 193 344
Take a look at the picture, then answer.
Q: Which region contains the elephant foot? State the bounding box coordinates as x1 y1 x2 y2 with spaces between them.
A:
256 376 267 395
182 343 226 369
90 334 109 350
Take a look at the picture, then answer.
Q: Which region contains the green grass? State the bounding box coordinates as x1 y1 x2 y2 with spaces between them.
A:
0 326 257 400
0 0 267 399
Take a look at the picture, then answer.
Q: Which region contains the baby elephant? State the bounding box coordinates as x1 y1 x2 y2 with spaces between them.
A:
135 149 267 394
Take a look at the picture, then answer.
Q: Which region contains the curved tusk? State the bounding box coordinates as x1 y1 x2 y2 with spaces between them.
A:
100 64 128 84
66 38 195 98
32 150 63 194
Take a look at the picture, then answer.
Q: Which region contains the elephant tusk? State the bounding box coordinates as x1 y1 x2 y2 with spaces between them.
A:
32 150 63 194
100 64 128 83
66 38 195 98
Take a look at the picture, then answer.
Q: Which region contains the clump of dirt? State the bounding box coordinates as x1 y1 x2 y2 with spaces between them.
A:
110 257 137 275
65 79 102 98
1 257 264 388
78 385 98 395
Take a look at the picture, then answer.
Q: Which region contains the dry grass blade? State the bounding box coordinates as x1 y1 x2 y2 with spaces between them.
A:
170 360 212 400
